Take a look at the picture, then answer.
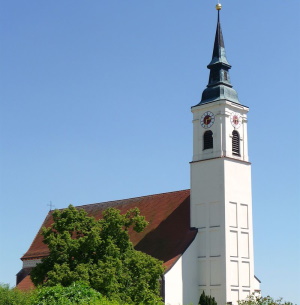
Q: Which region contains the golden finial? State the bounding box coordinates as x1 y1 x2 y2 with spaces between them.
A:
216 2 222 10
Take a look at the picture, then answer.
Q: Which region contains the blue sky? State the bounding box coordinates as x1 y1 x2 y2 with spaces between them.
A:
0 0 299 303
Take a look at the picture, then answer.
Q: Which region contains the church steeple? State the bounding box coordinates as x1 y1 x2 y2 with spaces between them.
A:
190 5 259 305
196 6 240 105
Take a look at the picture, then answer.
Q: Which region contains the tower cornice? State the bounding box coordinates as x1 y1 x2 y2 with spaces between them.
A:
191 99 249 112
190 156 251 166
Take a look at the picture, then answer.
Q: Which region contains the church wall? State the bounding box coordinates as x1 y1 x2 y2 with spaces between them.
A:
182 236 200 305
190 157 227 305
223 159 257 304
190 157 259 305
164 237 199 305
164 255 183 304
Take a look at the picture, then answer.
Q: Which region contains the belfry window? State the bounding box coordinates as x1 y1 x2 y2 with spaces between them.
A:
203 130 213 150
224 71 228 81
232 130 240 156
209 70 218 83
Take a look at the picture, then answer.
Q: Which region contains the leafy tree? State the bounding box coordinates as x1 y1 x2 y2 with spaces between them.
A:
0 283 32 305
238 293 295 305
30 205 164 304
199 291 217 305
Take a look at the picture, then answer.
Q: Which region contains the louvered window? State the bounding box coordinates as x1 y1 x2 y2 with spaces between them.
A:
232 130 240 156
203 130 213 150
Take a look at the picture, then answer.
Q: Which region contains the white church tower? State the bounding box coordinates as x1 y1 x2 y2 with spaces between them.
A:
190 4 260 305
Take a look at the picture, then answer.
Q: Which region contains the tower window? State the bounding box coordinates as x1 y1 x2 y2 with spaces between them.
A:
224 71 228 81
203 130 213 150
232 130 240 156
209 70 219 83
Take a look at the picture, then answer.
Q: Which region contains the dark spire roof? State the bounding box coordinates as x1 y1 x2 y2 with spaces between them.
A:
210 11 229 67
195 10 240 106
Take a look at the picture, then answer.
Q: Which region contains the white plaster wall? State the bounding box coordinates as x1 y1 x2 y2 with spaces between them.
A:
164 255 183 305
164 237 199 305
190 157 225 227
190 157 227 305
191 157 259 305
223 159 258 305
22 259 42 268
191 100 249 163
190 100 259 305
182 236 200 305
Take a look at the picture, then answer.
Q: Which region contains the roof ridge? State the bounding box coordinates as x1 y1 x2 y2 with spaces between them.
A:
75 189 190 209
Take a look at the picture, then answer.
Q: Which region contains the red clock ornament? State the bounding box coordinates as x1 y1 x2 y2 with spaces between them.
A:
230 112 242 128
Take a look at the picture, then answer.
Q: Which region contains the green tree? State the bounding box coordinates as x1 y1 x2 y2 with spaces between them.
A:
199 291 217 305
30 205 164 304
238 294 295 305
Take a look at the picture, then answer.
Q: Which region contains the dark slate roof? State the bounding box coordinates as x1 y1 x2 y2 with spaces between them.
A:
21 189 197 273
194 10 240 106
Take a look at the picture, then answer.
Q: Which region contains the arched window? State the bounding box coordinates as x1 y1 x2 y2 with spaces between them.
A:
203 130 213 150
232 130 240 156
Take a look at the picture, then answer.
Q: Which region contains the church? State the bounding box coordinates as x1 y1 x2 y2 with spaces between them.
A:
16 4 261 305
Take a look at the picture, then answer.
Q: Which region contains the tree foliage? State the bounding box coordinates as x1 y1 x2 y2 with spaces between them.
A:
30 205 164 304
0 283 34 305
199 291 217 305
32 282 102 305
238 294 295 305
0 282 131 305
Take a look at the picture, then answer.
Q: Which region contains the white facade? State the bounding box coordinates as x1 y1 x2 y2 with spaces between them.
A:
164 237 199 305
190 99 259 305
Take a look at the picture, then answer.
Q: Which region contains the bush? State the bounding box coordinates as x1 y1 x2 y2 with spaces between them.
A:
0 283 34 305
238 293 295 305
32 282 102 305
0 282 160 305
199 291 217 305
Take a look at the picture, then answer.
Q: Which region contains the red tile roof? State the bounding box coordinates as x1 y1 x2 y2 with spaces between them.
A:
17 275 35 291
19 190 197 289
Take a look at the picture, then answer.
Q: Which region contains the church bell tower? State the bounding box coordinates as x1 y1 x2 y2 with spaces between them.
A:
190 4 260 305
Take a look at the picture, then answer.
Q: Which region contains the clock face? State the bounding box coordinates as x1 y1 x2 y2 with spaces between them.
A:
230 112 242 128
200 111 215 129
